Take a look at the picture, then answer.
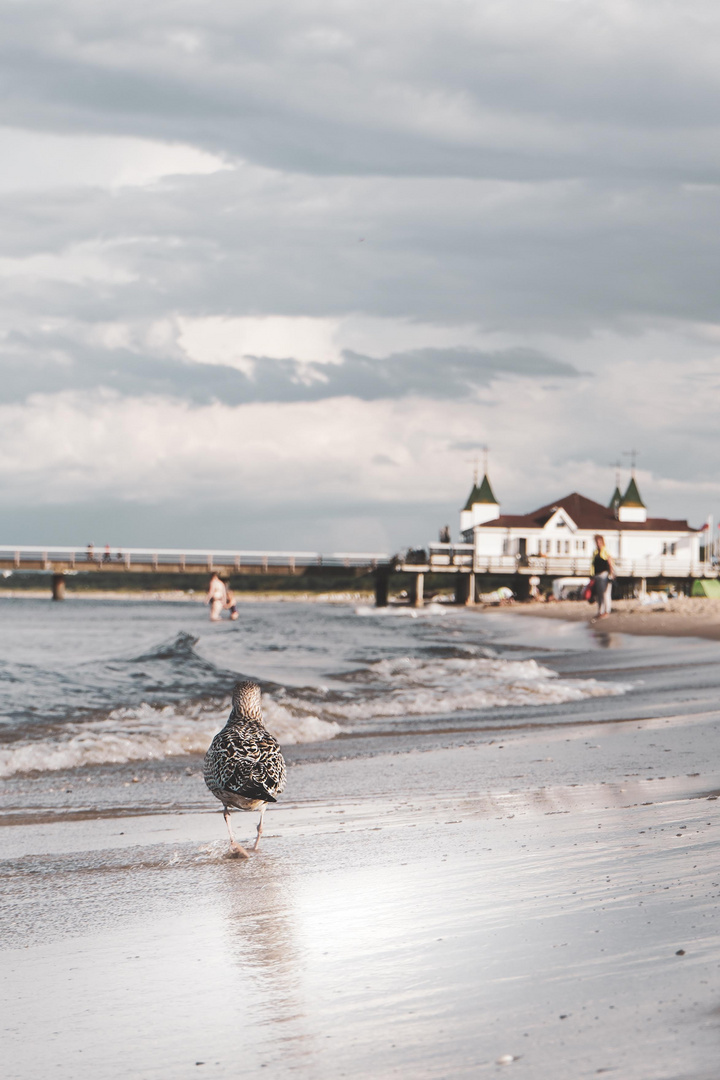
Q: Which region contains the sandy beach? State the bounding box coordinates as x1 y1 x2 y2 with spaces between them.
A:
488 596 720 642
4 713 720 1078
2 599 720 1079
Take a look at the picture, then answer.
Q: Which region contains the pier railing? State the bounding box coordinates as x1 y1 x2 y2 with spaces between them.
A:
3 542 716 582
0 545 391 573
426 544 716 579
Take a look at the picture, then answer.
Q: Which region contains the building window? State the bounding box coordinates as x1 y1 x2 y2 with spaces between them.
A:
556 540 562 554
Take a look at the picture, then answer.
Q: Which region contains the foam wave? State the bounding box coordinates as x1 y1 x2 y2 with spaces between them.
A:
354 603 448 619
0 694 341 779
297 656 632 723
0 653 631 778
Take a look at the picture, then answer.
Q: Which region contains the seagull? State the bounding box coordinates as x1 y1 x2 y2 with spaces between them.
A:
204 680 287 858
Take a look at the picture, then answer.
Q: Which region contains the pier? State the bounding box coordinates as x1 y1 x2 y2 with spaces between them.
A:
0 545 392 602
2 540 717 606
395 542 720 605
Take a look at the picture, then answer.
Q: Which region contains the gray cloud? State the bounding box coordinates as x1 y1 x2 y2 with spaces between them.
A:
3 167 720 333
1 1 720 546
3 2 720 182
0 336 579 405
1 2 720 341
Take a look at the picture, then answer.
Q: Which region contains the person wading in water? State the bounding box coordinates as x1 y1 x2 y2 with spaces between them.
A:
206 572 228 622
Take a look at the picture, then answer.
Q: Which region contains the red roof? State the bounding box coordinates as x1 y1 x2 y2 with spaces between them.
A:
475 492 696 532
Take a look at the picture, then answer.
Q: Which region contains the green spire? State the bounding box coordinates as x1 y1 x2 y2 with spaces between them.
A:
463 485 480 511
463 473 498 510
620 476 645 508
476 473 497 504
609 485 622 511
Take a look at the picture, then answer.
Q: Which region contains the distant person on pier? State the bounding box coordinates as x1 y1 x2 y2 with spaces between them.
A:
224 581 239 621
591 534 615 620
86 542 95 563
206 572 227 622
102 544 111 564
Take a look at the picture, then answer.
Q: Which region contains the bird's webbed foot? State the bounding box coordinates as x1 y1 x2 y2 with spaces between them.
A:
226 841 251 860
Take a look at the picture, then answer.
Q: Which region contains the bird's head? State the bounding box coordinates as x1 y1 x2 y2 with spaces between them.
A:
231 680 263 720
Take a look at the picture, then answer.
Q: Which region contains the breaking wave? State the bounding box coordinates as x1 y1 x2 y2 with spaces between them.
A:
298 655 632 725
0 651 631 779
0 694 342 779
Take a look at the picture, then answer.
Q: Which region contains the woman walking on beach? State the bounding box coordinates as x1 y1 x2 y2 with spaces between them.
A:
592 534 615 620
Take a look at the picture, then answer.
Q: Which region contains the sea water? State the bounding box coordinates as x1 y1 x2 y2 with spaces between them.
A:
2 596 720 801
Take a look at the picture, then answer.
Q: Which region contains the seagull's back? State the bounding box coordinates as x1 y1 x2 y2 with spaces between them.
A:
204 681 286 809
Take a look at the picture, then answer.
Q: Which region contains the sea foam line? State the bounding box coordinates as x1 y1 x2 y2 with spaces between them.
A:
297 656 633 722
0 696 341 779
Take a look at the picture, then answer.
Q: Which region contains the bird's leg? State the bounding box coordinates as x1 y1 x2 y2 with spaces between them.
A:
253 805 266 851
223 806 250 859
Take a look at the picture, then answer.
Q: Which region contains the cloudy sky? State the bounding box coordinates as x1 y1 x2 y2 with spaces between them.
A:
3 0 720 552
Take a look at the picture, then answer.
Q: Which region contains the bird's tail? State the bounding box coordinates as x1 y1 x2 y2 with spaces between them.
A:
243 782 277 803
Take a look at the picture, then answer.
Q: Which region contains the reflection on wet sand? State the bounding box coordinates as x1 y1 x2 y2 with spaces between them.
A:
590 629 625 649
215 855 306 1029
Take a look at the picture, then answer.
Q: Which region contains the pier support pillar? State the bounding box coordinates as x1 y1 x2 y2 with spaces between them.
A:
374 568 390 608
52 573 66 601
512 574 531 602
410 572 424 608
454 574 474 605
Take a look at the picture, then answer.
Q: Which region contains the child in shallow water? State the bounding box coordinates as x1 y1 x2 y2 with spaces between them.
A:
225 582 239 621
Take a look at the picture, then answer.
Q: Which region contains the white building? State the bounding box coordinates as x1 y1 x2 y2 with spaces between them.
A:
458 475 702 576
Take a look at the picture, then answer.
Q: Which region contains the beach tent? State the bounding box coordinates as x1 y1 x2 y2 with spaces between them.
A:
691 579 720 597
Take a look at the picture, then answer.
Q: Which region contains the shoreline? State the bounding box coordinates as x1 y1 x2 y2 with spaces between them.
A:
484 596 720 642
4 587 720 643
5 587 720 642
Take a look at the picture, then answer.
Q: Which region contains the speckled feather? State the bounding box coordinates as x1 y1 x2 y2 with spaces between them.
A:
204 681 286 809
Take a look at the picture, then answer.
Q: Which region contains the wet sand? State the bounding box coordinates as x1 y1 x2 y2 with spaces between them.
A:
3 713 720 1080
489 597 720 642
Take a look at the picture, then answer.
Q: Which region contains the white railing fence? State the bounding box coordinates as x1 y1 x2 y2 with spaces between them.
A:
427 544 716 578
0 545 391 571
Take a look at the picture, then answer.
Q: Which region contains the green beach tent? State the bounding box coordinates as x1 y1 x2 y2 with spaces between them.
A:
691 579 720 597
